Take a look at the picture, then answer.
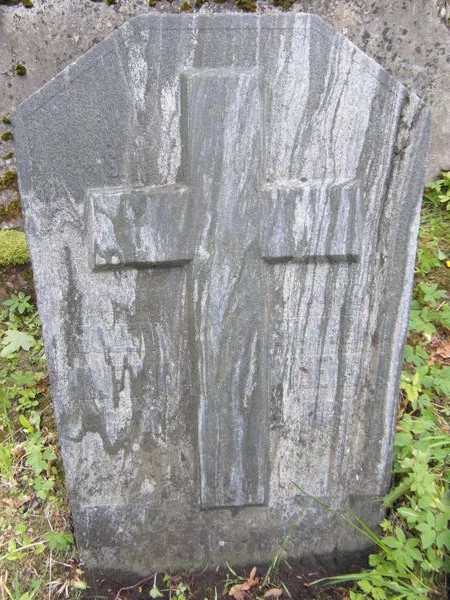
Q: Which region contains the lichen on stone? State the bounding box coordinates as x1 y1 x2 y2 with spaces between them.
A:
236 0 257 11
0 170 17 190
0 229 30 267
14 63 27 76
273 0 293 9
1 131 14 142
0 198 22 223
1 115 11 125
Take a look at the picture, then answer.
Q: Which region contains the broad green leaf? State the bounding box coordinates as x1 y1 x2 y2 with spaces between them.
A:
33 543 46 555
419 526 435 550
25 445 46 475
45 531 73 552
18 414 35 433
382 536 401 549
396 507 418 523
149 584 164 599
436 529 450 550
0 329 34 356
72 580 87 590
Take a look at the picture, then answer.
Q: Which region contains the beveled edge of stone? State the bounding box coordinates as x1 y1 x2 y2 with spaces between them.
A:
12 12 426 125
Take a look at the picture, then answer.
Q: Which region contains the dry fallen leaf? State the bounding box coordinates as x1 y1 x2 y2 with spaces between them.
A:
1 495 30 509
435 339 450 359
264 588 283 598
427 334 450 365
11 445 23 459
229 567 259 598
229 591 246 600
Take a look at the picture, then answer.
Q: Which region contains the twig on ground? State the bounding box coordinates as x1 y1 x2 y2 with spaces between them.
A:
114 573 157 600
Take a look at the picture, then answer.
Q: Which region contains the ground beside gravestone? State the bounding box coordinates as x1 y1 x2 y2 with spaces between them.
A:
83 560 366 599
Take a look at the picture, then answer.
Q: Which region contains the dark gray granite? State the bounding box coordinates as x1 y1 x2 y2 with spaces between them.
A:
14 13 429 575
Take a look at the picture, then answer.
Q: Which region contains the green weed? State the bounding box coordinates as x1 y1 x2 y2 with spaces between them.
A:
424 171 450 212
0 292 83 599
416 171 450 293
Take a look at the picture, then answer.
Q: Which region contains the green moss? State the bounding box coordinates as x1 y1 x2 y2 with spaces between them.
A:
0 229 29 267
273 0 293 8
1 152 14 161
0 198 22 223
180 0 192 10
22 0 33 6
14 63 27 76
148 0 157 5
236 0 257 11
104 0 117 4
1 115 11 125
0 170 17 191
1 131 14 142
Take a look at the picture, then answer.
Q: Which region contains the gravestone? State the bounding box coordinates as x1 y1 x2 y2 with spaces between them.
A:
13 14 429 575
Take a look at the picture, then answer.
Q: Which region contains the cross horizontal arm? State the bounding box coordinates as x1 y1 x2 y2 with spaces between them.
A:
261 179 363 263
87 185 194 270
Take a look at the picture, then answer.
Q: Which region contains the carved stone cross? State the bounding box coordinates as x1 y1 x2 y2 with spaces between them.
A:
87 67 362 508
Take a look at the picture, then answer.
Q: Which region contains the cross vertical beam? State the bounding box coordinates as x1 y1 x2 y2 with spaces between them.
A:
181 68 268 508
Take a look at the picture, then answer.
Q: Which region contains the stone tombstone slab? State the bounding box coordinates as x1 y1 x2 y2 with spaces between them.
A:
14 14 429 575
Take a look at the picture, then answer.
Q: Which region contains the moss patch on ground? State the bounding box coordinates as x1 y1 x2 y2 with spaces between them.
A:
0 229 29 267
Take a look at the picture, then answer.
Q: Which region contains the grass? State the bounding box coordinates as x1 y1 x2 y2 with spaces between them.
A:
0 174 449 599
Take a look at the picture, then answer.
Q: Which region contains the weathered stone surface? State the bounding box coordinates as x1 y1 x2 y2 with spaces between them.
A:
14 13 429 575
1 1 447 180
